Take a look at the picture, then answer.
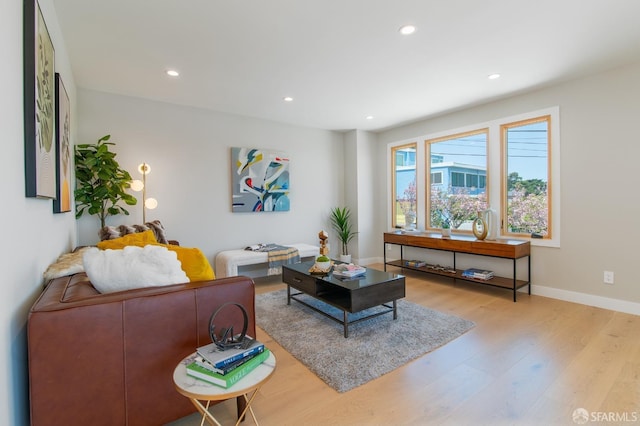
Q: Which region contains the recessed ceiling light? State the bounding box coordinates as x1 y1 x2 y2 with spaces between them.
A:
283 96 293 102
166 70 180 77
366 115 374 120
488 73 501 80
399 25 416 35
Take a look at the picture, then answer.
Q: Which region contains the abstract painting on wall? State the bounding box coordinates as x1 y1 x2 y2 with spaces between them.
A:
231 147 290 212
24 0 56 198
53 73 71 213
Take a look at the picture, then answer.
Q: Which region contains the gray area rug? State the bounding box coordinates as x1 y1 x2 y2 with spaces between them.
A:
255 289 475 392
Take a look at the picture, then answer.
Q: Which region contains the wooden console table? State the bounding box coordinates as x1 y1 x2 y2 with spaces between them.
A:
383 232 530 302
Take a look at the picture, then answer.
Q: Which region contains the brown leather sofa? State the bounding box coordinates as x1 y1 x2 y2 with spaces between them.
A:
28 272 256 426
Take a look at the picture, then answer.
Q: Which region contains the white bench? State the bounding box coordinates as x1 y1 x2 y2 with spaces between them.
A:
215 243 319 278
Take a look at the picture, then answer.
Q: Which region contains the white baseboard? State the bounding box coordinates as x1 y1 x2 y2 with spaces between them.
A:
364 257 640 316
531 285 640 316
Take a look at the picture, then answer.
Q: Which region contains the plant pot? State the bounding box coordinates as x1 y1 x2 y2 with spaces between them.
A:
441 228 451 238
339 254 351 263
314 261 331 271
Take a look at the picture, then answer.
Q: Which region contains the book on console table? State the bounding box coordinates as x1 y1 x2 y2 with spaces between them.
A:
196 338 264 369
187 348 270 388
462 268 494 280
405 259 426 268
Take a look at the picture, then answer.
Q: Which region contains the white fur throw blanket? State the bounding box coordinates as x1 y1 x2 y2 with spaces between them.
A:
43 247 91 282
83 246 189 293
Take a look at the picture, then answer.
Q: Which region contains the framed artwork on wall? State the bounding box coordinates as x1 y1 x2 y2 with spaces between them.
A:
231 147 290 213
53 73 71 213
24 0 56 199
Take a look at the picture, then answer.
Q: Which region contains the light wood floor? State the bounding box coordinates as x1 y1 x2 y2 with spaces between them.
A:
169 265 640 425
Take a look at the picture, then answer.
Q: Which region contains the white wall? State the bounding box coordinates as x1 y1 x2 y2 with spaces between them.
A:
377 61 640 312
354 130 380 263
1 0 77 424
76 90 346 265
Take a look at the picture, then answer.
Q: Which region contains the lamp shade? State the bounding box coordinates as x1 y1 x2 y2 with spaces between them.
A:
138 163 151 175
145 197 158 209
130 179 144 192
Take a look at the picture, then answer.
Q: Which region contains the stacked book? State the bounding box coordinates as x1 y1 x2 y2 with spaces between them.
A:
332 263 366 278
186 338 269 388
462 268 494 280
404 259 426 268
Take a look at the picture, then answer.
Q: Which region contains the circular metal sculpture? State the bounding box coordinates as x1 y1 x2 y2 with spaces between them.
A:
208 302 252 350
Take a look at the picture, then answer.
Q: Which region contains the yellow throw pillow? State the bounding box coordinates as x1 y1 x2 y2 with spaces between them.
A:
96 230 214 282
160 245 215 282
97 230 158 250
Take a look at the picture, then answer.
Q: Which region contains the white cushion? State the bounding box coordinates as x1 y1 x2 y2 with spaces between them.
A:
83 246 189 293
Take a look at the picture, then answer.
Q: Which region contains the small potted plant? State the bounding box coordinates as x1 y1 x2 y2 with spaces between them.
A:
329 206 358 263
314 255 332 272
441 219 451 238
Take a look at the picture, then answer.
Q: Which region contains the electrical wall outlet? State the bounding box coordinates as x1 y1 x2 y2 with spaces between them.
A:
604 271 614 285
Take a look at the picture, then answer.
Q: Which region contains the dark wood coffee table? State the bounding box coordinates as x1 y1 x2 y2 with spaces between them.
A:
282 261 406 337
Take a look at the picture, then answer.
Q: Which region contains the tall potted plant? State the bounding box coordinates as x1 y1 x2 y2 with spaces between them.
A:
75 135 137 228
329 206 358 262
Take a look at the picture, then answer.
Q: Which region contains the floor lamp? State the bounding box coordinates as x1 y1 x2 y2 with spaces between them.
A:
130 162 158 223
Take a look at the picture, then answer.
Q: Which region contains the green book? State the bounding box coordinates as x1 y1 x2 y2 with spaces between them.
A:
194 348 264 375
186 348 270 388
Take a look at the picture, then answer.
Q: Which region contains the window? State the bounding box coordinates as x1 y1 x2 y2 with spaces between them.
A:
451 172 465 187
431 171 443 185
388 106 559 246
501 115 551 238
396 148 415 167
387 107 562 247
426 129 488 231
466 173 478 188
391 143 417 228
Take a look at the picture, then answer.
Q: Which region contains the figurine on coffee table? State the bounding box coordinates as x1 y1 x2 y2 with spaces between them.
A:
318 230 330 256
308 230 332 274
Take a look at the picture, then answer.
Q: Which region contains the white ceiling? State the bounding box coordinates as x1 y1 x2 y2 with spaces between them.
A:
52 0 640 132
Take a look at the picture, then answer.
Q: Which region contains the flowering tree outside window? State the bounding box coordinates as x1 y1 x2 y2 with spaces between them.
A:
430 187 486 230
400 178 417 227
402 179 416 213
507 187 548 234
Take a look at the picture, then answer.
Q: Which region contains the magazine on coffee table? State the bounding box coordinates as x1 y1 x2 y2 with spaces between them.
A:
332 264 366 278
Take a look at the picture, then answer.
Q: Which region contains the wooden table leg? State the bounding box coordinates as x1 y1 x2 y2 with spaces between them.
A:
236 395 247 423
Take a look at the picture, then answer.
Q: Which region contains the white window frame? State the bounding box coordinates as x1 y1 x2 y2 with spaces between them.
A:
387 106 560 248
